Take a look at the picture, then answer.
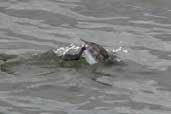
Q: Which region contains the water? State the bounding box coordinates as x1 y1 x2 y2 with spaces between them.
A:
0 0 171 114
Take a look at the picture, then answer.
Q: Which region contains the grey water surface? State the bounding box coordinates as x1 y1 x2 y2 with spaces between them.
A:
0 0 171 114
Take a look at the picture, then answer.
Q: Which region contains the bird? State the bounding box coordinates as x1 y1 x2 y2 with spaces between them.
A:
61 39 119 65
80 39 109 64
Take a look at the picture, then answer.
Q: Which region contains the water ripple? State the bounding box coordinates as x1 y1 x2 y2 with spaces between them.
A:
0 0 171 114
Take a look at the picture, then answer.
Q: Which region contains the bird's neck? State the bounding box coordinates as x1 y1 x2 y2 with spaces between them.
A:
78 47 86 58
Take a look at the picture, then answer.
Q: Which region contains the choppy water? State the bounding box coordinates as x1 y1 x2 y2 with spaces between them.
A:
0 0 171 114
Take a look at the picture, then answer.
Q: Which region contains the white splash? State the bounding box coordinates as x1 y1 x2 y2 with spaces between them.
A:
53 44 80 56
112 47 128 53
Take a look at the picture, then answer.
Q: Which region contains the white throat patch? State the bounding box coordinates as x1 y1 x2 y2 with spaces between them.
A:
83 50 97 65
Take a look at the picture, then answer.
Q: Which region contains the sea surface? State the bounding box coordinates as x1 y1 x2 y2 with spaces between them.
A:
0 0 171 114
